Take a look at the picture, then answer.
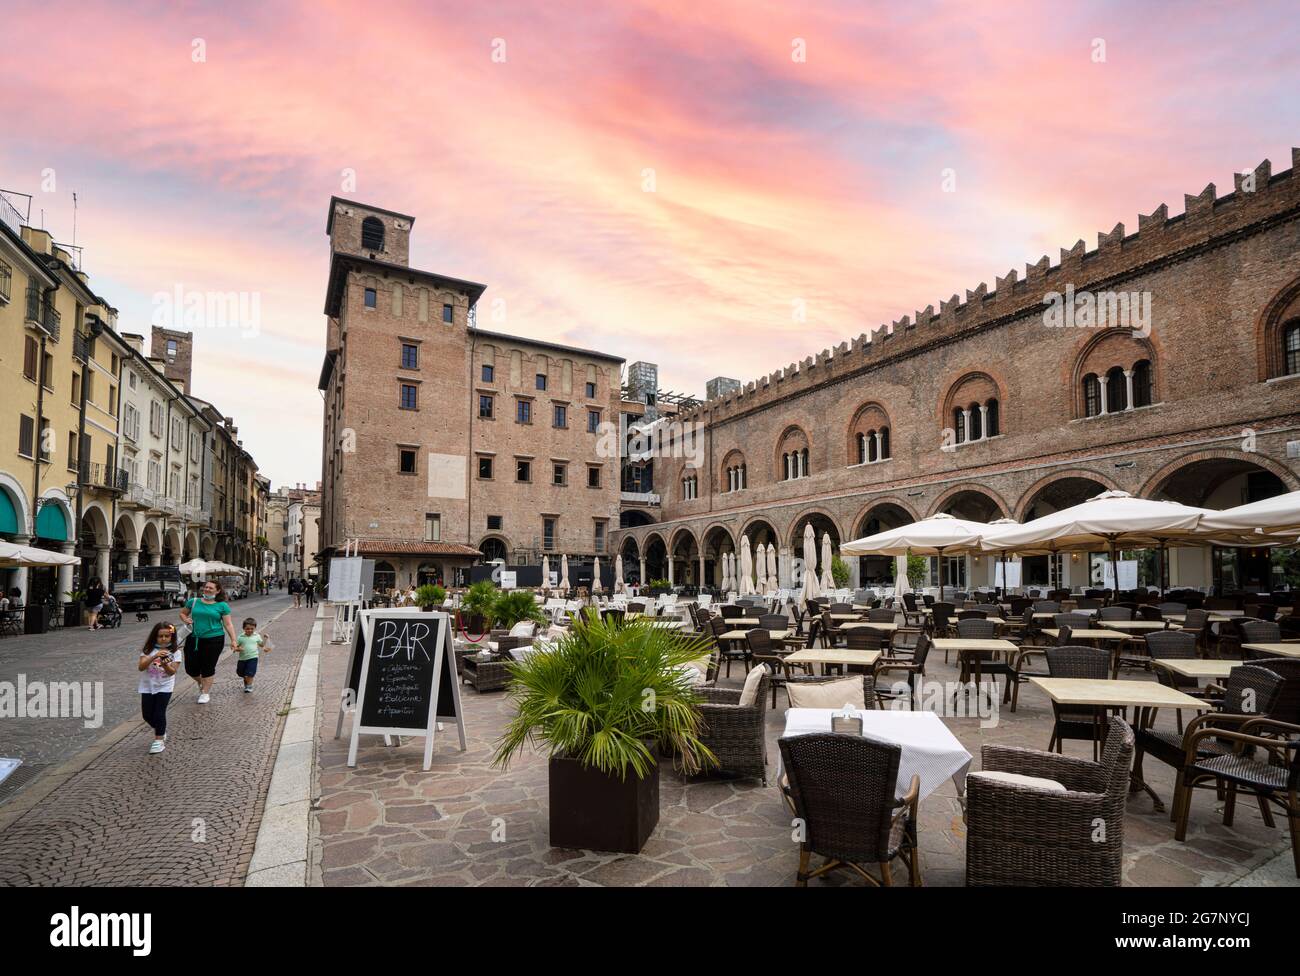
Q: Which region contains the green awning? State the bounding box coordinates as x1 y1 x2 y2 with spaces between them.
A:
0 490 17 536
35 503 68 542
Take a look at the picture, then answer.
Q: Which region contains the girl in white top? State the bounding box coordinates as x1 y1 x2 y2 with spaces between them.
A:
138 622 182 754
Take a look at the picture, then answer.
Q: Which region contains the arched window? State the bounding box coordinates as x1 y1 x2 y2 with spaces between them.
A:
983 402 998 438
801 448 809 476
739 463 746 488
1284 322 1300 376
968 403 982 441
865 430 876 463
1106 366 1128 412
953 407 966 444
782 453 791 481
1132 359 1153 407
879 427 890 458
857 433 866 465
360 216 385 251
1083 374 1101 417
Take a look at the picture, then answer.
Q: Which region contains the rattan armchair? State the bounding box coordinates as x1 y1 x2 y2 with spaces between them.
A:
778 732 920 886
1173 717 1300 877
1044 646 1112 754
695 672 770 782
966 717 1134 886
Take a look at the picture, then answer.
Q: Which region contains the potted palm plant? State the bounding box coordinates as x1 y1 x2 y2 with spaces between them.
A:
491 589 547 630
459 580 498 634
493 610 716 853
414 583 446 612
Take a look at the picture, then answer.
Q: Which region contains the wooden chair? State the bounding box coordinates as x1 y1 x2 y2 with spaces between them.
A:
1044 646 1113 756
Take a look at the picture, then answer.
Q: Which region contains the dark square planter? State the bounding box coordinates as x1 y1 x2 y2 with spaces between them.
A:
548 753 659 854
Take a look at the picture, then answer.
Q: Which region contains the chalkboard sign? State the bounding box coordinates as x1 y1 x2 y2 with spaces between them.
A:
342 610 466 769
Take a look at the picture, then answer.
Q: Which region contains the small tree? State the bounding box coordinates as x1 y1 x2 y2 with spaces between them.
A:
830 554 850 589
414 584 445 611
907 553 928 588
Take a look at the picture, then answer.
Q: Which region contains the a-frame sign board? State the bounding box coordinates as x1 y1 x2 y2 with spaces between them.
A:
337 608 466 770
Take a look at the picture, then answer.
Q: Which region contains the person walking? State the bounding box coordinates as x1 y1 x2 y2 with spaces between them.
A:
85 577 106 631
289 576 302 608
233 616 271 693
304 578 315 608
179 580 238 704
137 622 182 754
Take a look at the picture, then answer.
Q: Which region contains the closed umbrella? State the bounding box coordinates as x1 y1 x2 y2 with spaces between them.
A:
559 554 570 593
720 551 730 592
800 524 821 603
591 556 603 594
614 554 624 593
766 543 779 594
842 512 990 601
739 537 755 596
893 555 911 598
541 554 551 594
820 532 834 593
755 539 768 593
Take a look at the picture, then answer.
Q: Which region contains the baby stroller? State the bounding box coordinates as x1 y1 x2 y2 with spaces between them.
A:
97 594 123 629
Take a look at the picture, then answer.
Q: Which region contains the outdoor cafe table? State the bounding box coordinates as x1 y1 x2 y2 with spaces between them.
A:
1028 677 1205 808
783 647 881 675
1151 658 1242 680
839 621 898 633
719 628 789 643
931 637 1019 686
1041 627 1131 677
1242 642 1300 659
1102 620 1170 632
1165 614 1235 624
779 708 972 801
829 613 865 621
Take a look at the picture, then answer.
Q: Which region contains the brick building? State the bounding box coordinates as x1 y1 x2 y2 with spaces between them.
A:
317 198 623 589
613 153 1300 595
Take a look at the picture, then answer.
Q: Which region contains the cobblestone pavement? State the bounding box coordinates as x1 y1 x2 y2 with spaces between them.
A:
0 593 291 775
315 620 1298 887
0 602 317 886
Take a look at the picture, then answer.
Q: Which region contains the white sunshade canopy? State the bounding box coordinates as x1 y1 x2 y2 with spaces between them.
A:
800 524 821 601
1198 490 1300 536
978 490 1215 553
841 512 990 557
739 537 755 596
0 540 79 568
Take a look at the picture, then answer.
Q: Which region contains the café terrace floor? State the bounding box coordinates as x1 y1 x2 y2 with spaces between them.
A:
313 623 1298 887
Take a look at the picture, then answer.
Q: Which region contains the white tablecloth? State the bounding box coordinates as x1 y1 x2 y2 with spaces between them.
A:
779 709 972 800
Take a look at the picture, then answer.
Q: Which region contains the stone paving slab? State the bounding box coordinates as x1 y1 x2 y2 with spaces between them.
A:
0 603 317 886
312 621 1297 887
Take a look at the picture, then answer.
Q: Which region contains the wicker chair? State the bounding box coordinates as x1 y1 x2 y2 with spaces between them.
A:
696 672 770 782
1054 613 1093 631
873 632 932 709
1098 606 1133 622
720 604 745 620
956 618 1021 709
1132 664 1296 813
966 717 1134 886
746 629 792 708
710 616 748 679
1137 605 1164 622
759 612 790 632
1158 602 1188 617
461 636 530 693
1239 619 1283 659
1146 630 1211 733
867 608 896 623
1174 717 1300 877
821 610 846 649
1044 646 1112 755
778 733 920 886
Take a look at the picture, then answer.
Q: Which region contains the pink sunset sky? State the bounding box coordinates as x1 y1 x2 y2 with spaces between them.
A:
2 0 1298 486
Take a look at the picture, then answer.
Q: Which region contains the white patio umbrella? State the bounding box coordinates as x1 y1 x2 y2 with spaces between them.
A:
800 523 821 603
980 490 1216 596
754 539 768 593
842 512 992 601
893 554 911 597
0 540 79 568
1199 490 1300 536
591 556 603 594
559 554 570 592
819 532 834 592
541 554 551 593
179 558 211 577
766 543 779 594
614 554 624 593
739 537 755 596
720 551 730 592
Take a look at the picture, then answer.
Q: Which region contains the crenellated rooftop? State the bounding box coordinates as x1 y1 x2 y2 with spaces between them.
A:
677 151 1300 426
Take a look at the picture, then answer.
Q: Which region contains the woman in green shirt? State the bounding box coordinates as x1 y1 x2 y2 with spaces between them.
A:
179 580 239 703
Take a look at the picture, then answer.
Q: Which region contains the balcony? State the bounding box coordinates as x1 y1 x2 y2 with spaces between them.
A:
79 462 129 493
620 491 661 506
24 286 60 342
124 482 156 508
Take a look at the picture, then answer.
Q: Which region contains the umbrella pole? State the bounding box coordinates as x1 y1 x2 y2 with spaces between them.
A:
1109 539 1119 603
936 546 944 603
